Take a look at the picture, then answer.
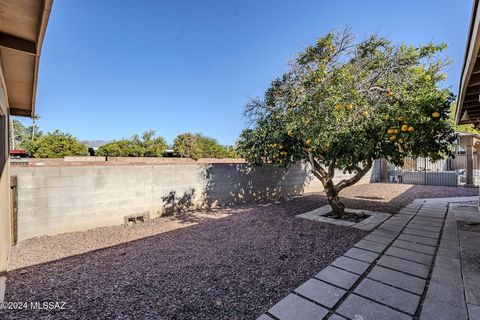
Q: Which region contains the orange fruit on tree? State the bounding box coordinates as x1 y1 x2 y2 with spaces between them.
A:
335 104 343 111
432 111 440 118
347 104 353 110
387 129 395 134
305 138 312 145
397 116 404 122
401 124 409 132
389 135 397 140
408 126 414 132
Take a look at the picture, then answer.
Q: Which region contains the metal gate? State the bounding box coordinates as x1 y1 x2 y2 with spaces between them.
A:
386 156 479 187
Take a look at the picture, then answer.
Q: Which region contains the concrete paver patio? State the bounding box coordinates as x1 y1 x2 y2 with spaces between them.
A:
258 196 480 320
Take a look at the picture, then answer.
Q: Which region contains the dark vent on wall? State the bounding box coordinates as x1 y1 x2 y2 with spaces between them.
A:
124 212 150 225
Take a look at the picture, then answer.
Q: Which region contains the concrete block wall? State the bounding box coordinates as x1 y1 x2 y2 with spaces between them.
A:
11 161 373 240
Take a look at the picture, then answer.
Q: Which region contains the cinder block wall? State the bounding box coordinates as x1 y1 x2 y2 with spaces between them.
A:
11 161 375 240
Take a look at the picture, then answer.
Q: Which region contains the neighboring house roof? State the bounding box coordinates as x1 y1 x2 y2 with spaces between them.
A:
0 0 53 117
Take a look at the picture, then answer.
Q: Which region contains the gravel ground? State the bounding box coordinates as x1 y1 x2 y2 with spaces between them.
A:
3 183 478 319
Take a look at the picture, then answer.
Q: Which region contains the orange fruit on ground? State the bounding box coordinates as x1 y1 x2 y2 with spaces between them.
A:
432 111 440 118
408 126 414 132
401 124 409 132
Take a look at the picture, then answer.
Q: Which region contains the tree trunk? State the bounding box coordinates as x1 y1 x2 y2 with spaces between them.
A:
32 119 35 141
10 118 15 149
308 154 372 218
323 179 345 217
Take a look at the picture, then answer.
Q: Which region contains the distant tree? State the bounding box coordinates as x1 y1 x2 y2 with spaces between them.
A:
96 130 167 157
196 135 232 158
173 133 202 160
28 130 88 158
223 145 240 158
238 29 456 216
31 113 40 140
173 133 238 160
96 139 137 157
8 119 40 151
138 130 168 156
9 119 15 149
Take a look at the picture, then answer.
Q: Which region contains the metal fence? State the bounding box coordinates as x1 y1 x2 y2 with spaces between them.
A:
386 155 480 187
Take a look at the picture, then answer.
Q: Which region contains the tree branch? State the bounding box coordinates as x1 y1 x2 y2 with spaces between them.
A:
307 151 328 180
335 159 373 192
328 158 336 178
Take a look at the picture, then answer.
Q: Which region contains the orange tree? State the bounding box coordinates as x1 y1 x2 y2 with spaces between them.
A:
237 30 456 216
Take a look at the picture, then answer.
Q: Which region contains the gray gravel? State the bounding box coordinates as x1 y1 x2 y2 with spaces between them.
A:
3 183 477 319
4 203 365 319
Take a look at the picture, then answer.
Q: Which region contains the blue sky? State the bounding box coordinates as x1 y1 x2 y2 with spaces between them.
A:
16 0 473 145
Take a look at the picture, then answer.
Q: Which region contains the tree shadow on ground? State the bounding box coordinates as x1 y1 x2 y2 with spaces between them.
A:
160 162 312 222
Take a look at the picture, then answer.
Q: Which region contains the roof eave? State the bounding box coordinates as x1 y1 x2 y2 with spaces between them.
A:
456 0 480 125
30 0 53 118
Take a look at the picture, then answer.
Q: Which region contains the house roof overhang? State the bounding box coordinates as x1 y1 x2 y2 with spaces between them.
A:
0 0 53 117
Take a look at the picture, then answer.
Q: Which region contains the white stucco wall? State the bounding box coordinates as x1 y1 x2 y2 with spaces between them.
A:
0 54 11 272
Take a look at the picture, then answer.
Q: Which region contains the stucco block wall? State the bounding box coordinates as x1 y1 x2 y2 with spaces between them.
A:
0 55 11 273
11 161 376 241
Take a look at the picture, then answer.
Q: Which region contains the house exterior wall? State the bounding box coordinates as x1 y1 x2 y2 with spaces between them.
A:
11 162 375 241
0 54 11 273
